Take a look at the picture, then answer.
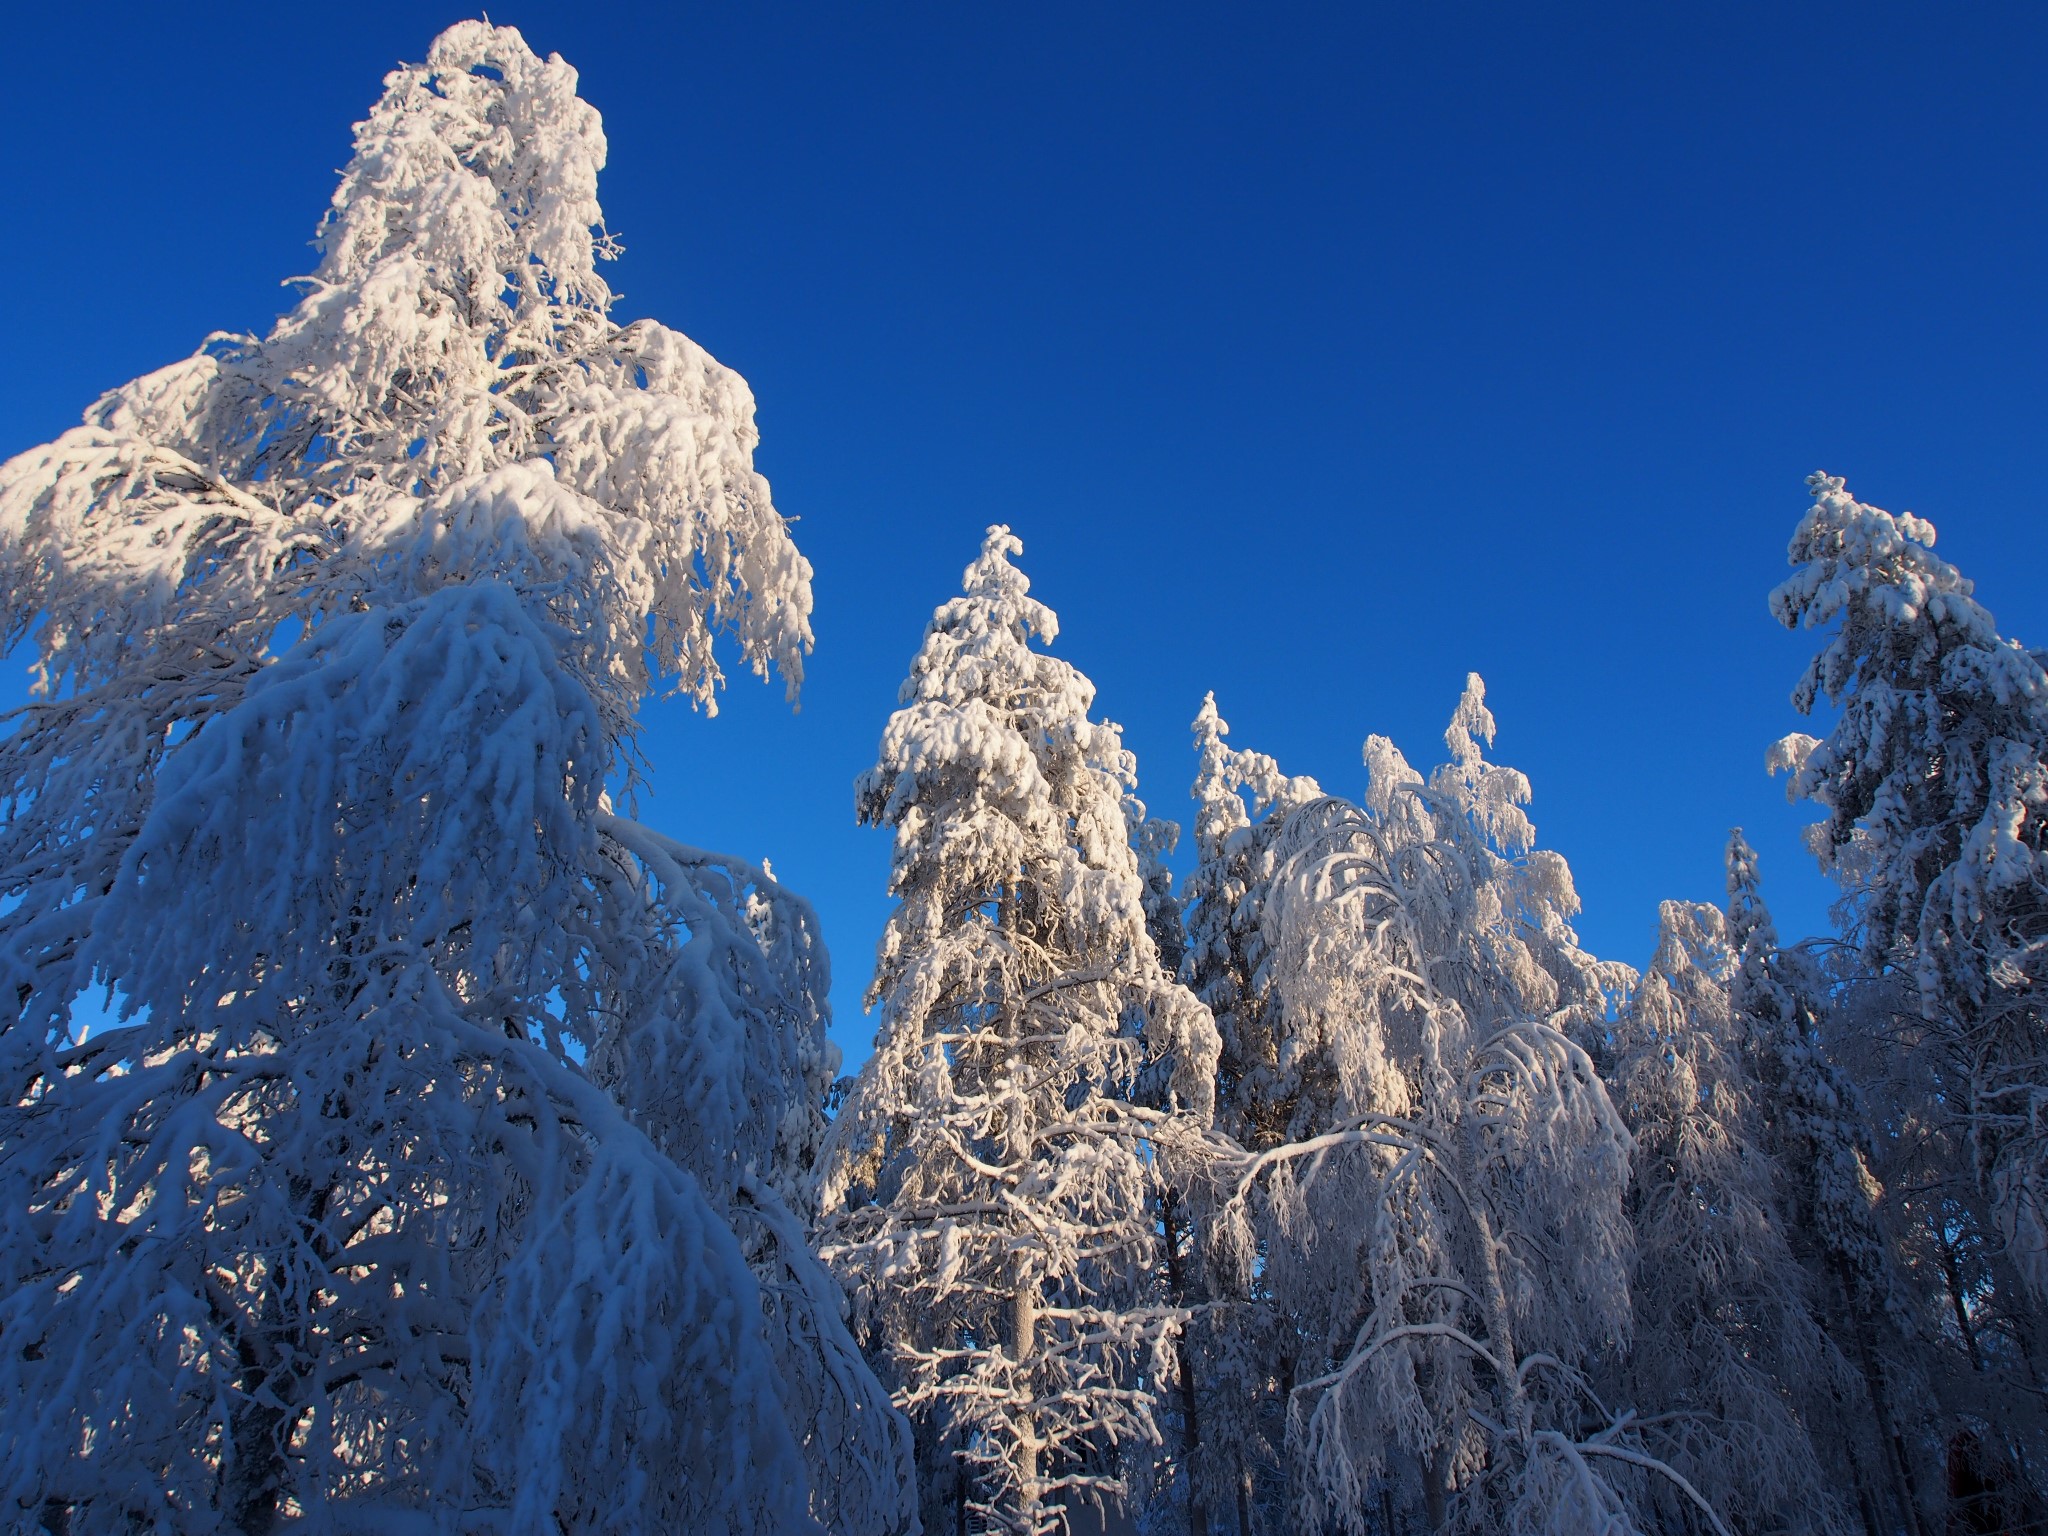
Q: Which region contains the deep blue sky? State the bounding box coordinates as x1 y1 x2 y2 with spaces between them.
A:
4 3 2044 1063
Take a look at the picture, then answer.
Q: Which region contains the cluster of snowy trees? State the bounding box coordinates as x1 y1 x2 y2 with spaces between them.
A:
1 21 2042 1536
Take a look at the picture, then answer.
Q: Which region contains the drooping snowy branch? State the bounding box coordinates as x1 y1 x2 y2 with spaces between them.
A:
1193 680 1675 1535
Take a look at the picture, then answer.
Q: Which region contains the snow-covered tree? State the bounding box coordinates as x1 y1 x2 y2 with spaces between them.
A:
818 526 1219 1536
1123 696 1326 1535
1182 693 1323 1156
0 23 910 1533
1607 897 1852 1536
1810 955 2048 1536
1724 834 1895 1319
1210 677 1709 1536
1770 471 2048 1303
1722 831 1938 1530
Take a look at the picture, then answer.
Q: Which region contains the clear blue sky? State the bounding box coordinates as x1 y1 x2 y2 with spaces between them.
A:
4 2 2043 1064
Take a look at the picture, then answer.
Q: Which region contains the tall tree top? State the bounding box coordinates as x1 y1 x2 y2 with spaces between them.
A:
891 524 1078 715
859 524 1143 933
321 21 612 308
1772 472 2019 713
1 20 813 724
1436 671 1536 857
1769 473 2048 1002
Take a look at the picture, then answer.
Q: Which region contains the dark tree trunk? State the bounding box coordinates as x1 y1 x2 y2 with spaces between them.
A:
1161 1189 1209 1536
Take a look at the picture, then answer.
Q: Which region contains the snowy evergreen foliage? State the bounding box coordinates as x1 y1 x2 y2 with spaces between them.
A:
1771 471 2048 1303
1720 834 1941 1535
1763 469 2048 1533
1168 695 1326 1530
0 23 911 1534
1183 693 1324 1154
1724 832 1896 1321
818 528 1220 1536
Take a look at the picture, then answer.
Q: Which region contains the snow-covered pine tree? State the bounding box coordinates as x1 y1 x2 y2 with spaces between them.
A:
0 23 911 1533
1607 897 1852 1536
1211 676 1717 1536
1770 472 2048 1304
818 526 1220 1536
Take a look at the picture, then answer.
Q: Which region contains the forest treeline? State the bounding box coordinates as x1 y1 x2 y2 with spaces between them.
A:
0 22 2038 1536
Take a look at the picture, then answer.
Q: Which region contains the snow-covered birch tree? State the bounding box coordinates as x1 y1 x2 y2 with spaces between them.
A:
1209 677 1715 1536
0 23 911 1534
818 526 1220 1536
1770 471 2048 1305
1607 897 1852 1536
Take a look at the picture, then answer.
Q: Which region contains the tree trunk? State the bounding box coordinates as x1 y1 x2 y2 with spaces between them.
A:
1832 1253 1926 1536
1015 1274 1041 1535
1000 876 1044 1536
1457 1125 1522 1436
1930 1212 1985 1373
1985 1240 2048 1393
1423 1448 1450 1533
1161 1191 1209 1536
222 1327 286 1536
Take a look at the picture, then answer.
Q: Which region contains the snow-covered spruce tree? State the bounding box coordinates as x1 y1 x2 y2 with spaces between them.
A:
0 24 911 1534
1170 695 1325 1534
1184 693 1325 1155
1211 676 1719 1536
1770 471 2048 1304
1607 898 1852 1536
1723 831 1939 1534
1129 808 1221 1536
818 527 1220 1536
